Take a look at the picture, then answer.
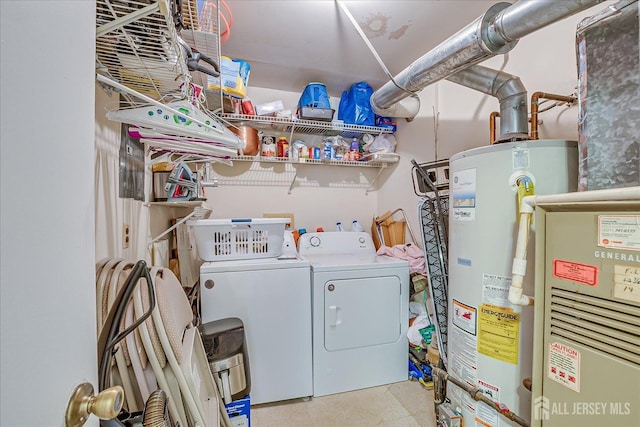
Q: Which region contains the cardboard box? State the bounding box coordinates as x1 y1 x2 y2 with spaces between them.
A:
387 220 406 246
372 211 406 249
225 395 250 427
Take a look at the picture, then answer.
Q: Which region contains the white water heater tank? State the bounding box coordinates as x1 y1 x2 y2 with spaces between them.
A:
447 140 578 426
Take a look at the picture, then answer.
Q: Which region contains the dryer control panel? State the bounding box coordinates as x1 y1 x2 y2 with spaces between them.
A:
298 231 375 255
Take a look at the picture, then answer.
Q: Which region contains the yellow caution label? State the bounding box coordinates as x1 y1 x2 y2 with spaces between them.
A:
477 304 520 364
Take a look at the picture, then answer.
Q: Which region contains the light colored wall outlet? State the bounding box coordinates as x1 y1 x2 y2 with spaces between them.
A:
122 223 130 249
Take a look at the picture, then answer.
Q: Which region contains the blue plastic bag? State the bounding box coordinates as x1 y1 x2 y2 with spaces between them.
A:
338 81 375 126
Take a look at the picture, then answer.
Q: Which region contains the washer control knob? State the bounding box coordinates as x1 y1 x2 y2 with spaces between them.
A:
327 284 335 291
310 236 321 247
358 237 366 244
204 279 215 289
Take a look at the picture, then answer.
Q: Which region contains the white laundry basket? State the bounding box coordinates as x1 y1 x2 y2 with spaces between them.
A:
189 218 287 261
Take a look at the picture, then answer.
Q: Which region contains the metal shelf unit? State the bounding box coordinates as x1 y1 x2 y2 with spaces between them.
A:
94 1 396 193
96 0 191 104
413 159 451 368
96 0 222 111
229 155 390 168
213 117 398 193
207 156 394 194
219 114 394 138
146 200 205 208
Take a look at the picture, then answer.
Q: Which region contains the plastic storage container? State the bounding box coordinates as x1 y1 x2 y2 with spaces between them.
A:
189 218 287 261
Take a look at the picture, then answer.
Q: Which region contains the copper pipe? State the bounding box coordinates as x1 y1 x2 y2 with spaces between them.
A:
490 111 537 144
530 92 577 139
489 111 500 144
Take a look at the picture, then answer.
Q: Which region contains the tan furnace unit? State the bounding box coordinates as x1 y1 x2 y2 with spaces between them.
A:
531 188 640 427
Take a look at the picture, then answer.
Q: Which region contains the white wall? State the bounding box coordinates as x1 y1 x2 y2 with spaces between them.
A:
1 1 98 425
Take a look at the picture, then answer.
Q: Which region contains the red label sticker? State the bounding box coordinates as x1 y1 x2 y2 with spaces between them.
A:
553 259 599 286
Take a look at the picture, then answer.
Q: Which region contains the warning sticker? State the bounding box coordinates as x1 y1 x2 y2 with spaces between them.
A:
482 274 512 307
512 147 530 170
553 259 599 287
452 299 477 335
613 265 640 303
452 168 476 222
448 382 476 415
477 304 520 364
548 342 580 392
476 416 495 427
476 379 500 427
450 326 478 386
598 215 640 251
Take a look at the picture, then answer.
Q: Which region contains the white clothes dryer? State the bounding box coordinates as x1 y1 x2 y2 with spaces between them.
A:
298 231 409 397
200 256 312 405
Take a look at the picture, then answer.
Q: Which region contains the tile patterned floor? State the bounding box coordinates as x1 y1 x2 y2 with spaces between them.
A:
250 380 436 427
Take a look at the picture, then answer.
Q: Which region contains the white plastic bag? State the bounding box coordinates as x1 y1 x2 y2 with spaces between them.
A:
365 133 397 153
407 313 434 348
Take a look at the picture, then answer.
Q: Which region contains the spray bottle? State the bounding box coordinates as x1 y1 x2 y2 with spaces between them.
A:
351 220 364 232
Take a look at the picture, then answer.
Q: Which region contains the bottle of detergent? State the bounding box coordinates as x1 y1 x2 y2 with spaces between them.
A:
351 220 364 232
348 138 361 161
336 222 344 232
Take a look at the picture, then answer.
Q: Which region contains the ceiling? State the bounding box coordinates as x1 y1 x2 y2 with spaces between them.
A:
218 0 498 97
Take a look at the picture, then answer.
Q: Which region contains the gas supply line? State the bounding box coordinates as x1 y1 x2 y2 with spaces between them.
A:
428 362 530 427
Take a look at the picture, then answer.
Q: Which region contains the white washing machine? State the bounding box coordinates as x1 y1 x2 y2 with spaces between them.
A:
199 256 312 405
298 231 409 397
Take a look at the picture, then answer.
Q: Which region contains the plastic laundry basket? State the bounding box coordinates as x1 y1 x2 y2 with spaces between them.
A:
189 218 287 261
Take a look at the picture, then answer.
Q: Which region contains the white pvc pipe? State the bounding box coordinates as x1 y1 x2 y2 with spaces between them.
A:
508 186 640 306
508 205 535 306
531 186 640 205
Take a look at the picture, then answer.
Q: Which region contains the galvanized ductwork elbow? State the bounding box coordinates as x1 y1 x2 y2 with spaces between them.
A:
370 0 603 117
446 65 529 141
370 2 516 117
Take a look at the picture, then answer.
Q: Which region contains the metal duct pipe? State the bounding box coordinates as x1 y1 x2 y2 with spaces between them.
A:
372 95 421 120
486 0 603 45
371 0 603 115
370 2 514 113
446 65 529 141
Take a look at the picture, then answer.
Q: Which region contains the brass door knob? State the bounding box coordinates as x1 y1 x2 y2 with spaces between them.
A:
65 383 124 427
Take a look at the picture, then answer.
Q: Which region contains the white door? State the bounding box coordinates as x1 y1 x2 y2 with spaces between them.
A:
324 275 402 351
0 1 99 425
